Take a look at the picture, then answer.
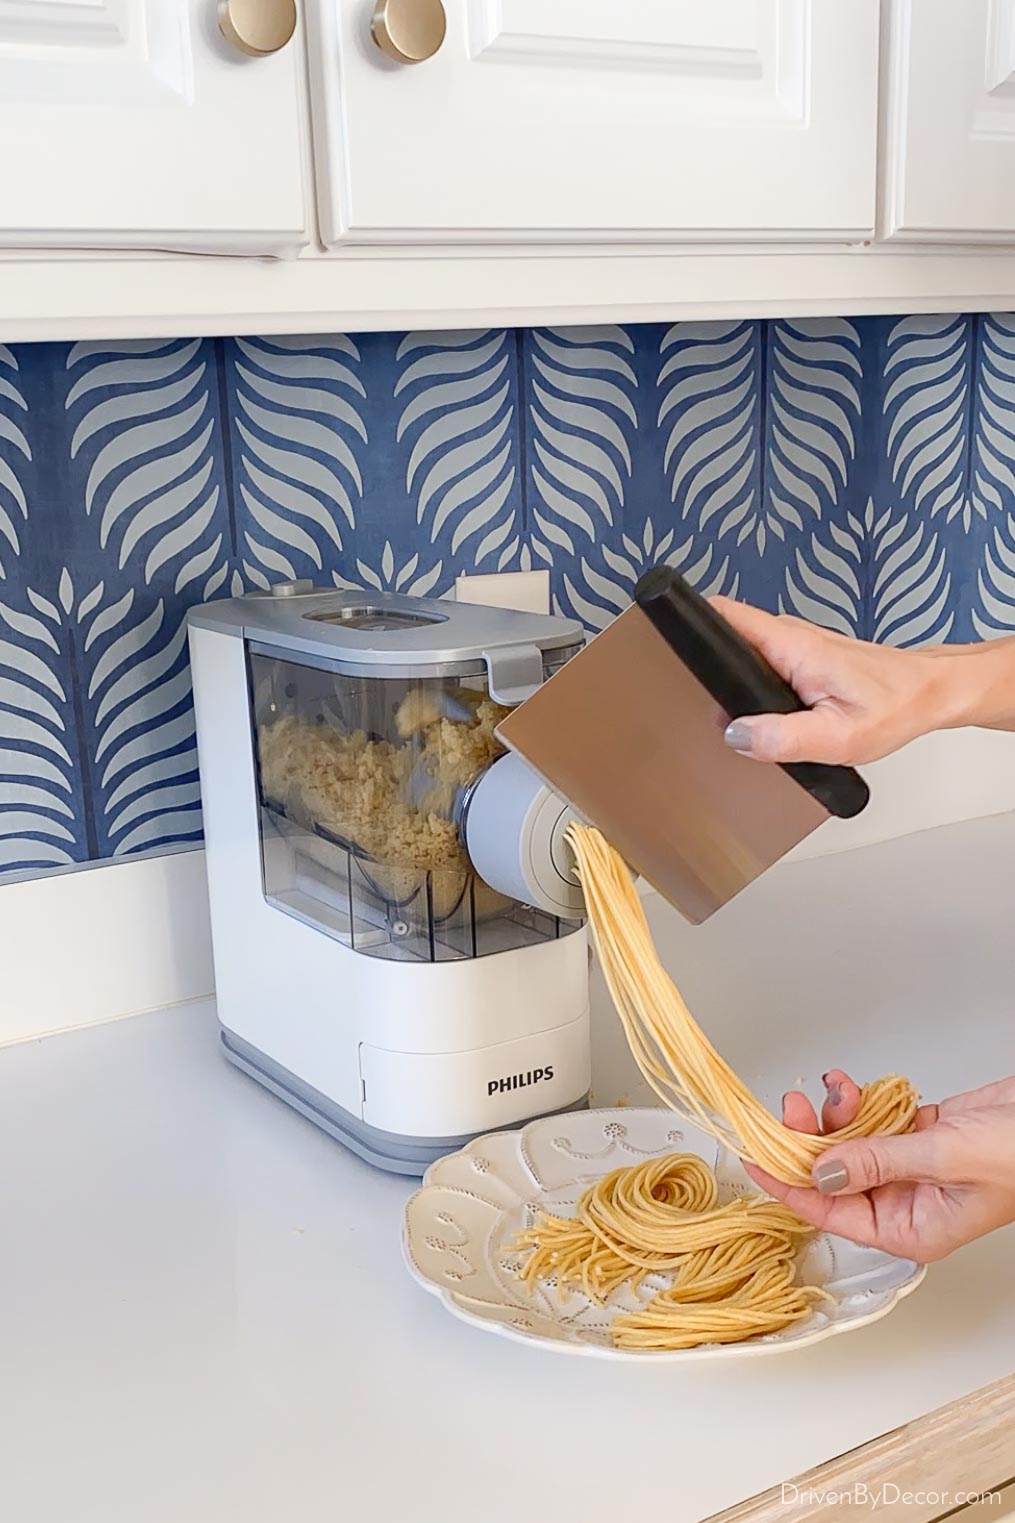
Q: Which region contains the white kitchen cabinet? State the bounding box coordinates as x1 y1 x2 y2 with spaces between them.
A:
309 0 880 246
882 0 1015 243
8 0 1015 335
0 0 307 255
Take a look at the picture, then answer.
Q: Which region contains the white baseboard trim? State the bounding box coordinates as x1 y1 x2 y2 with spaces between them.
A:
3 727 1014 1044
0 846 214 1047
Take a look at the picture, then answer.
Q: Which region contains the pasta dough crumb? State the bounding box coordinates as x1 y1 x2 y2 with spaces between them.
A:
258 693 508 888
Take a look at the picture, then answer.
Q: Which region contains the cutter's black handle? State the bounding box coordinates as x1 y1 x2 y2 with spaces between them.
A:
634 566 869 821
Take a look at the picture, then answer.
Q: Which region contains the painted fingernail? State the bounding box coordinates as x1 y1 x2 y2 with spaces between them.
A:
826 1084 842 1107
724 721 754 754
814 1161 849 1195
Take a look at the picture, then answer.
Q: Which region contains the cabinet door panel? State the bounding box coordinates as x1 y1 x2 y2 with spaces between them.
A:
311 0 878 245
0 0 306 253
883 0 1015 242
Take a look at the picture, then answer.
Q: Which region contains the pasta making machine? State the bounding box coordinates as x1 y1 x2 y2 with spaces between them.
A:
188 585 590 1174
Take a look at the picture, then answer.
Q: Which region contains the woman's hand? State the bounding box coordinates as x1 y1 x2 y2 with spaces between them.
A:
711 598 948 765
709 597 1015 766
744 1071 1015 1262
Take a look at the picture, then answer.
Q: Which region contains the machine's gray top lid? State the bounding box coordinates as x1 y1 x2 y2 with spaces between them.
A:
187 584 584 685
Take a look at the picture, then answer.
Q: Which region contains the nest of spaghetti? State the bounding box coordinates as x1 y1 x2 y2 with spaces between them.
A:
511 1152 832 1352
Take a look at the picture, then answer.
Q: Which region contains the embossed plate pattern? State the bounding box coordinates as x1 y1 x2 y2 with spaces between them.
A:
402 1108 927 1361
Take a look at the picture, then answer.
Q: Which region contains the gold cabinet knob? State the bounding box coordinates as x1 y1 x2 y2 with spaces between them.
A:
218 0 297 57
371 0 446 64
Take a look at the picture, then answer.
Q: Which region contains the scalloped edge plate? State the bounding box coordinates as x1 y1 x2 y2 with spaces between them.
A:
402 1107 927 1361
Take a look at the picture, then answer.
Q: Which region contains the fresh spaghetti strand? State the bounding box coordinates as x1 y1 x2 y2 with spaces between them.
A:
567 823 919 1187
611 1258 831 1351
514 1154 807 1304
512 1152 830 1349
512 832 916 1350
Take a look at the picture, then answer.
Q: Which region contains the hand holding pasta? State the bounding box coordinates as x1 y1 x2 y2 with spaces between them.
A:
567 824 919 1188
749 1073 1015 1263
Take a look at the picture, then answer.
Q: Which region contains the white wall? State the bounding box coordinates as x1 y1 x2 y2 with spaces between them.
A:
1 848 214 1047
787 728 1015 861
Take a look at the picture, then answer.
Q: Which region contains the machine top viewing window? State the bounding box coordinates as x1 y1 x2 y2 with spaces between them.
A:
304 607 445 632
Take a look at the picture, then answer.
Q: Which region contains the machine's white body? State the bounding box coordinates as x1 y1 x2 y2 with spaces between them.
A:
189 622 591 1172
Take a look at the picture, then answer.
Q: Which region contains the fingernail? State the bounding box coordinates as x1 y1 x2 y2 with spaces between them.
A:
814 1160 849 1195
724 721 754 754
825 1084 842 1108
821 1072 831 1085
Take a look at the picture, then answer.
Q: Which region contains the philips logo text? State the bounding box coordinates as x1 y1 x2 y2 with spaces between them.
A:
488 1066 554 1097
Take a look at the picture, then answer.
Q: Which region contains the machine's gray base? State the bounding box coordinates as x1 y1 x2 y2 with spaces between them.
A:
220 1027 590 1177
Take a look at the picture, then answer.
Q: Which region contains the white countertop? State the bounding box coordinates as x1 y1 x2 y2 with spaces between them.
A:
3 814 1015 1523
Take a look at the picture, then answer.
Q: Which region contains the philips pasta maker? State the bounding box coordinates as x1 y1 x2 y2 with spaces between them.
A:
188 585 591 1174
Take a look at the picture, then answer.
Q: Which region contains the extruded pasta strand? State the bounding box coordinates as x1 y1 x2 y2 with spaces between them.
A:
611 1256 827 1351
512 1152 830 1350
512 830 917 1350
566 823 919 1187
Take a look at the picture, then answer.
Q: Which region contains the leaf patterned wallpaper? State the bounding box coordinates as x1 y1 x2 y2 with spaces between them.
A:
2 315 1014 881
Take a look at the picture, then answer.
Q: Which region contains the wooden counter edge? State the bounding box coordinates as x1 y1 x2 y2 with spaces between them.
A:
705 1372 1015 1523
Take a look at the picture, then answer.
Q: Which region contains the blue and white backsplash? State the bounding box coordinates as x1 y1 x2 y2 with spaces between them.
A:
2 315 1015 879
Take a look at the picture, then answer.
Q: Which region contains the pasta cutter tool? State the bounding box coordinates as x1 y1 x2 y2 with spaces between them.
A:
496 566 869 924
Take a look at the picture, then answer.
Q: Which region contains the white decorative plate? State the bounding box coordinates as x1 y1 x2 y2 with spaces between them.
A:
402 1108 927 1361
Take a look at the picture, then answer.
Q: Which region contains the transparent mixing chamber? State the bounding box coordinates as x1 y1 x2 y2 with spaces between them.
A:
249 647 580 963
